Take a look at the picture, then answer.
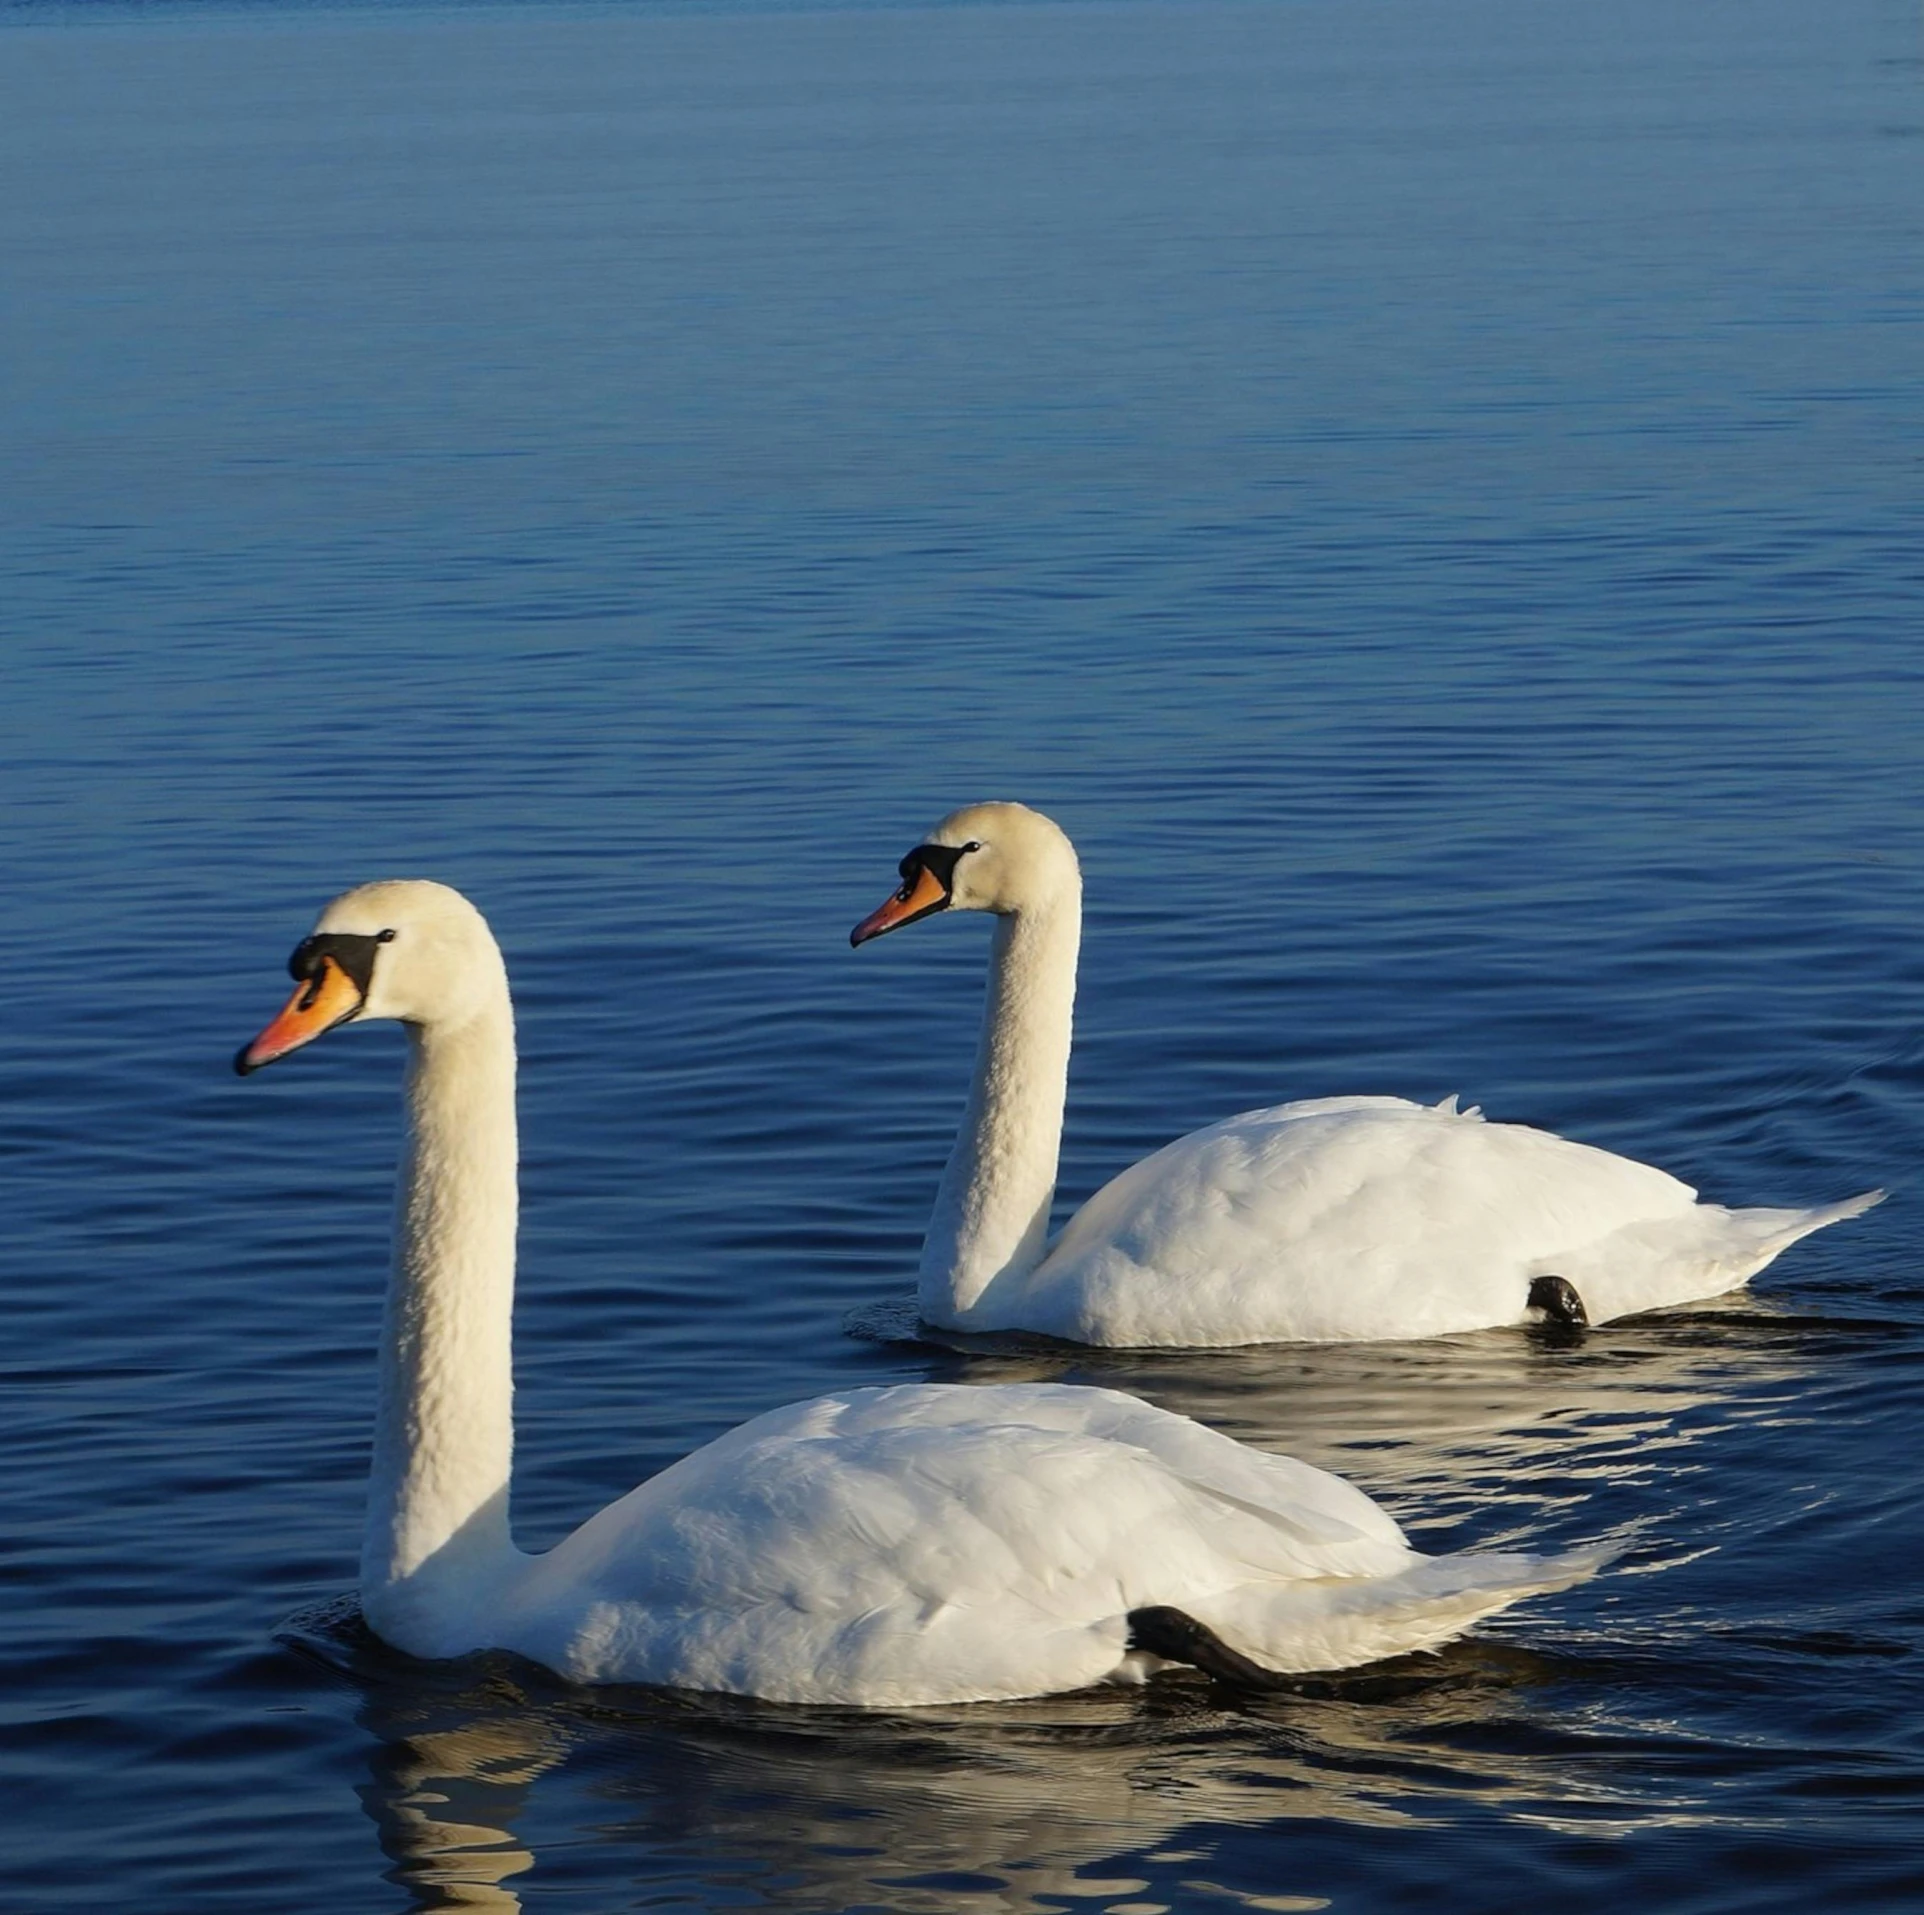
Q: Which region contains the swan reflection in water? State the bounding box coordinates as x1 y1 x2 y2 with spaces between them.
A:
313 1300 1877 1913
335 1632 1641 1915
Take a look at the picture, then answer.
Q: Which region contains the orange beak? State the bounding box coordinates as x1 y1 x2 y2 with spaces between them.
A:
850 863 951 946
234 956 366 1075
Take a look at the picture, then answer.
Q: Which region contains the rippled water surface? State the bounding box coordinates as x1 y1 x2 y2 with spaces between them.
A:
4 0 1923 1907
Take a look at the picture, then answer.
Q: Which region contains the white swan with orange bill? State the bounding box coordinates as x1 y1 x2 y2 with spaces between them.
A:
851 802 1881 1346
236 879 1598 1706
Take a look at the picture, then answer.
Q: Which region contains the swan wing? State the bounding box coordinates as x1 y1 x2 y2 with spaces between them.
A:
515 1383 1439 1705
1025 1096 1709 1343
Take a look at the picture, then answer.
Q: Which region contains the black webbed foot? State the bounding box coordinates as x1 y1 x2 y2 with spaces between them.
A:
1527 1274 1588 1328
1126 1606 1293 1690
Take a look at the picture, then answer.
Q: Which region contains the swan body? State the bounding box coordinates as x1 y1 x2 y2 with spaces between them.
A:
238 879 1595 1706
851 804 1881 1347
509 1378 1590 1704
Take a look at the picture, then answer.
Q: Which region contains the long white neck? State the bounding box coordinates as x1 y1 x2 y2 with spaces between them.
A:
918 885 1080 1326
361 987 522 1654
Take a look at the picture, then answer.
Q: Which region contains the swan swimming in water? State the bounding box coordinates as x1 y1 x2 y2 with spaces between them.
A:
236 878 1598 1706
851 802 1881 1347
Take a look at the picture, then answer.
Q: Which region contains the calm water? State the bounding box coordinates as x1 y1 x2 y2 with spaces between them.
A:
4 0 1923 1907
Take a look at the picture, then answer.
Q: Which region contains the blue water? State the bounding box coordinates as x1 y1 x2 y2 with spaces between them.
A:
4 0 1923 1906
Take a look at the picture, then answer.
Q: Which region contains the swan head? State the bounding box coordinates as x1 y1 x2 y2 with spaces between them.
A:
851 802 1079 945
235 879 505 1074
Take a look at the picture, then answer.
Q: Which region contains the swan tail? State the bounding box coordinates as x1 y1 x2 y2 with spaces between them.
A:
1684 1186 1887 1289
1547 1187 1884 1322
1728 1186 1885 1260
1164 1546 1606 1680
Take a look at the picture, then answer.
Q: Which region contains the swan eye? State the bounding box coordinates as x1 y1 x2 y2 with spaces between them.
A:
286 930 390 1000
962 841 981 854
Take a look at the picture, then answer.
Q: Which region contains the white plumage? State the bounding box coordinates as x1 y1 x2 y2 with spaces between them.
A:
239 879 1596 1707
853 804 1880 1346
513 1378 1592 1705
1027 1094 1880 1344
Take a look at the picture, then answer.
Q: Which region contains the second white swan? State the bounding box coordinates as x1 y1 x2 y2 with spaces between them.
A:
851 802 1881 1346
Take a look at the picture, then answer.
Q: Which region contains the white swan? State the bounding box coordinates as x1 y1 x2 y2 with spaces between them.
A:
851 803 1882 1346
237 879 1597 1707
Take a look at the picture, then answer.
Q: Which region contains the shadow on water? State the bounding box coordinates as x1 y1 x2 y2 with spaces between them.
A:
275 1299 1914 1913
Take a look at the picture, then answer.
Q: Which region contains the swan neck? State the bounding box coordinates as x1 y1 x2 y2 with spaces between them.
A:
919 888 1080 1324
363 991 521 1646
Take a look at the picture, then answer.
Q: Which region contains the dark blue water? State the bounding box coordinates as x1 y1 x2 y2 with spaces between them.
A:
4 0 1923 1906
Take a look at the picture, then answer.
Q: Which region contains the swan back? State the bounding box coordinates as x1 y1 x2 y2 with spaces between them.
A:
1029 1096 1704 1343
511 1382 1417 1704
